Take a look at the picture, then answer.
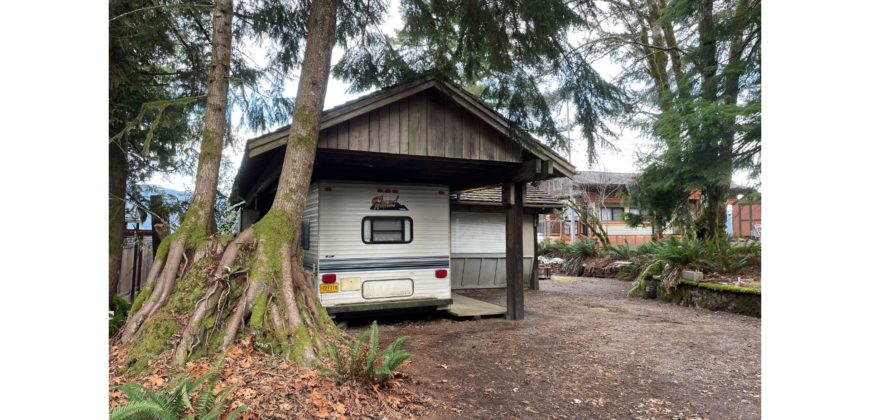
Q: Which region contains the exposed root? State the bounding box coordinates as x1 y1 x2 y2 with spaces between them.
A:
121 217 339 370
174 282 223 366
222 292 247 348
220 227 254 270
280 244 304 328
121 235 188 343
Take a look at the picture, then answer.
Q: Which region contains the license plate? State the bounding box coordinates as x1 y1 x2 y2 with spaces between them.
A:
320 283 339 293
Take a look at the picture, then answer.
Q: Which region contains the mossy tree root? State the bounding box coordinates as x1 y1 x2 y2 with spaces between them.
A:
121 235 188 343
174 228 255 364
170 224 337 367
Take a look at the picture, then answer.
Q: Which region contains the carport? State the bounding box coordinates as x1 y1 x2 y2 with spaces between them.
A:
231 75 574 319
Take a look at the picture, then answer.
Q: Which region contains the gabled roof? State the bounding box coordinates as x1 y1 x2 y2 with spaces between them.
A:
451 184 563 209
242 75 574 178
572 171 636 186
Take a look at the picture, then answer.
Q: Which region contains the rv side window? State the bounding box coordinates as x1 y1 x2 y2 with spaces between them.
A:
301 219 310 250
362 216 413 244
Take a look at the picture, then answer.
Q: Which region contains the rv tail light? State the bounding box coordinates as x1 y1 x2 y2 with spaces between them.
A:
322 274 337 283
435 269 448 279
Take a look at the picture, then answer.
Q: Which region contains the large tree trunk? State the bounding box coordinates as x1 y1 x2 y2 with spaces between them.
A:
116 0 341 372
197 0 341 364
119 0 233 347
109 136 127 306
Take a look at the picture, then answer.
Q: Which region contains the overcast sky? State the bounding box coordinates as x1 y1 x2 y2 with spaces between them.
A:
148 1 739 193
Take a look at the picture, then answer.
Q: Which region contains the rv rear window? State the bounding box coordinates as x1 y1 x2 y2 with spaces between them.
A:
362 216 413 244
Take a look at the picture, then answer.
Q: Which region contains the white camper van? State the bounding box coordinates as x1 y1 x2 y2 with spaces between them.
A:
302 181 452 315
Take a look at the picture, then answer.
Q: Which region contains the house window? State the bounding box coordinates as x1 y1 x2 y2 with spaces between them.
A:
600 207 625 221
362 216 413 244
301 219 310 250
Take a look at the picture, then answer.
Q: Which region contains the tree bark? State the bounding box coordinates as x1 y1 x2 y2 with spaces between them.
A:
120 0 234 344
109 136 127 306
168 0 341 367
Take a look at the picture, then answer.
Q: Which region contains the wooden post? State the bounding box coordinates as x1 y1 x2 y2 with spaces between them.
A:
504 181 525 320
530 216 540 290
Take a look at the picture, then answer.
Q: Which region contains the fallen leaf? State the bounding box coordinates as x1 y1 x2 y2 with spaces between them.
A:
237 387 257 400
309 390 327 409
145 375 165 388
332 402 347 414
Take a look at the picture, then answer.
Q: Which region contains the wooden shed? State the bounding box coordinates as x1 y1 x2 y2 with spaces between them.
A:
231 75 573 319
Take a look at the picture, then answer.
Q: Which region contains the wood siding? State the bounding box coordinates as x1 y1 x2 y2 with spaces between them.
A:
449 213 535 290
316 91 522 163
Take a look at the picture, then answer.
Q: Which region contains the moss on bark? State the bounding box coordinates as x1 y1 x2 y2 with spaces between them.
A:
125 311 178 374
249 294 268 329
130 283 153 315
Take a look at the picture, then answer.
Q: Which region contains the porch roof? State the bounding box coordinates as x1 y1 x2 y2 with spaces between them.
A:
231 75 575 205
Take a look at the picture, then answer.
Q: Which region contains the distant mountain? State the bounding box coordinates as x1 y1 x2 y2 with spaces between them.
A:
125 184 191 230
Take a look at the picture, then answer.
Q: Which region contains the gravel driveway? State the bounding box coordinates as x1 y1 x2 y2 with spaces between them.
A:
348 276 761 419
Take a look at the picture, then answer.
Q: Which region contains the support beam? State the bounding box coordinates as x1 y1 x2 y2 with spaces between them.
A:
452 159 553 193
504 181 525 320
531 217 540 290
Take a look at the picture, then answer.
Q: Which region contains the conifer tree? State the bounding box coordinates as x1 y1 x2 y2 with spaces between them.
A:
587 0 761 242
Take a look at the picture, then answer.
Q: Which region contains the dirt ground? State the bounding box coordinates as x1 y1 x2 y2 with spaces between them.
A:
346 276 761 419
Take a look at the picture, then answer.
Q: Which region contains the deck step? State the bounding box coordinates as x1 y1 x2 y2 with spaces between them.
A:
447 294 507 318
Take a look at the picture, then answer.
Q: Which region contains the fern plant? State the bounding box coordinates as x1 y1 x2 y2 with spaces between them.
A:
110 367 246 420
563 238 600 275
323 321 412 384
603 240 634 260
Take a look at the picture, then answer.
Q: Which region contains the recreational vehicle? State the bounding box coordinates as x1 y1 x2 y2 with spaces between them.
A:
302 181 452 315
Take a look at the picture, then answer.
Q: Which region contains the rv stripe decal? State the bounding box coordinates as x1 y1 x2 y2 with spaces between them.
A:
318 256 449 273
319 255 448 262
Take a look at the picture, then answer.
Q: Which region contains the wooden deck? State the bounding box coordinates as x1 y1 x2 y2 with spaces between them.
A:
447 294 507 318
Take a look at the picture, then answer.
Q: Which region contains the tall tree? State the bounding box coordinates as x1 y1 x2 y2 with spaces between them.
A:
121 0 235 344
334 0 631 160
585 0 761 242
108 0 306 307
109 0 212 306
118 0 348 369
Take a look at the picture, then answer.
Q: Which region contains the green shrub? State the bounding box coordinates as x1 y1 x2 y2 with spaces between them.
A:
628 238 762 295
539 238 569 257
110 295 131 338
653 237 708 267
110 367 245 420
563 238 600 275
323 321 412 384
603 240 634 260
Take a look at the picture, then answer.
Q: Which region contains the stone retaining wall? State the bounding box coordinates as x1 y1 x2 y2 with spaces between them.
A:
630 274 761 317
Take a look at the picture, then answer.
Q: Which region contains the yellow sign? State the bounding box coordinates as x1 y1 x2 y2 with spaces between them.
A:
319 283 339 293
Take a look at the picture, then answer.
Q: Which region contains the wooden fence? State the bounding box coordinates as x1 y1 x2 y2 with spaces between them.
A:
117 230 153 302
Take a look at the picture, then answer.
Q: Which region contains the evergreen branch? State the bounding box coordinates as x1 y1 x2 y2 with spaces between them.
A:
110 95 207 147
110 3 212 22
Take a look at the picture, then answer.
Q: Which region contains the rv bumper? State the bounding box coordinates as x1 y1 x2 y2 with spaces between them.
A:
325 298 453 315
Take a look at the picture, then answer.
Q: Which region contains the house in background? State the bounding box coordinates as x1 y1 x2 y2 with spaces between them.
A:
540 171 758 245
538 171 676 246
728 194 761 239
